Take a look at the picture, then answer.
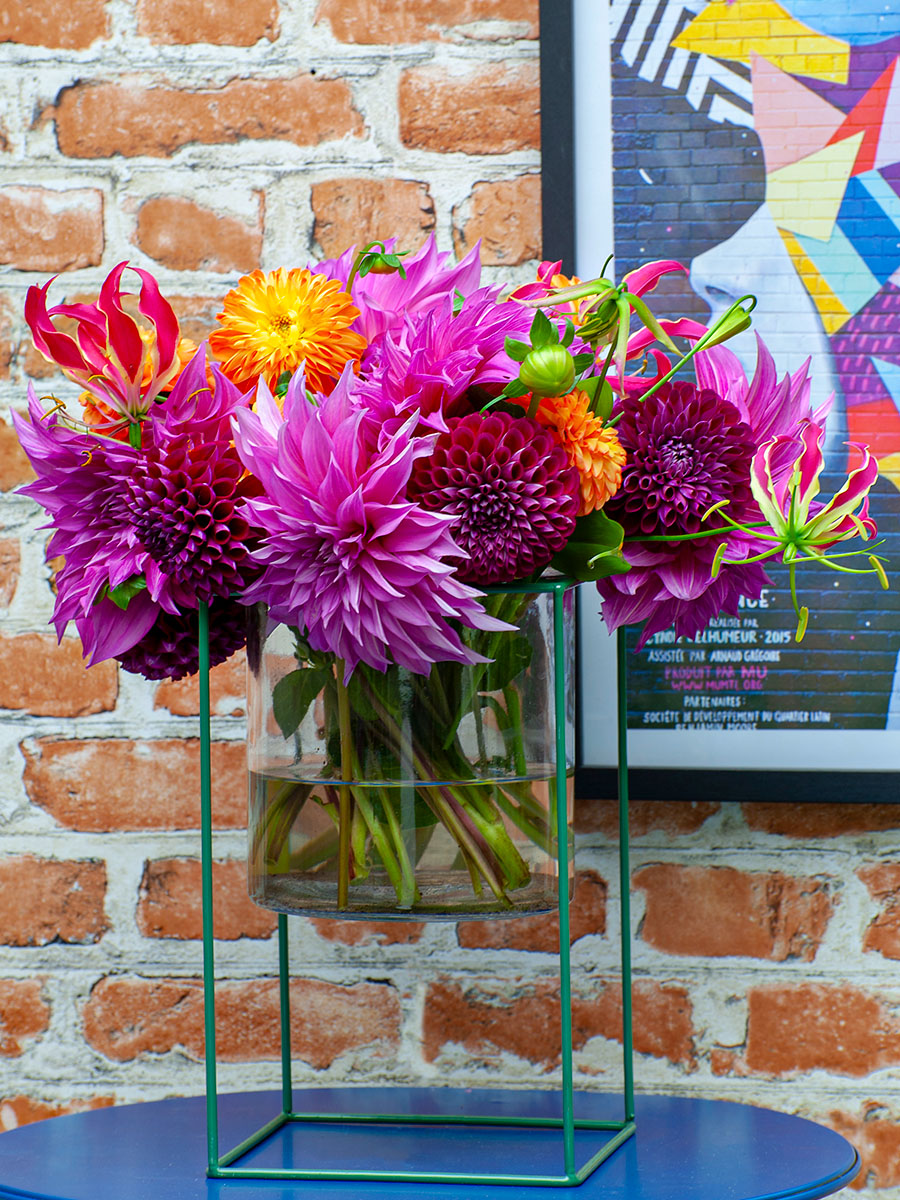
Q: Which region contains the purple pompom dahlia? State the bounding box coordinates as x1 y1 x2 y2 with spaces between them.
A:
410 411 580 586
116 597 249 681
599 379 770 647
608 380 756 538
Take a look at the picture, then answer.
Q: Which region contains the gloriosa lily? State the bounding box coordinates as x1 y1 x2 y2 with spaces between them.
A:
25 261 181 440
711 420 884 639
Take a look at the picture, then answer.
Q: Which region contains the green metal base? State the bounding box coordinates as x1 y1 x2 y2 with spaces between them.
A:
208 1107 636 1186
197 589 636 1188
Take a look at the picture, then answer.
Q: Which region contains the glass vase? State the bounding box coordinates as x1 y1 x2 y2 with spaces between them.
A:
246 582 575 919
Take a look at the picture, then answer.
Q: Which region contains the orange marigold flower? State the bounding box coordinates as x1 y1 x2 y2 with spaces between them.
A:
209 267 366 393
522 389 627 516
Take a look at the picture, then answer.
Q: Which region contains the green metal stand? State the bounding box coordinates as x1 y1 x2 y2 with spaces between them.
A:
197 587 636 1186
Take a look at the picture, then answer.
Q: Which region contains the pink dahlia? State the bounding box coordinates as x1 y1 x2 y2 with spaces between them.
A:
409 411 581 586
312 235 483 347
14 349 257 673
354 288 534 441
232 368 509 680
597 339 819 647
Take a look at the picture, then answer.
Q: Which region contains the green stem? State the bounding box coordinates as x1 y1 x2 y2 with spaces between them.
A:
335 662 353 910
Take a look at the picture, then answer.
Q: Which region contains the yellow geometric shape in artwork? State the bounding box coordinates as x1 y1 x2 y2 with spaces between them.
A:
766 132 864 242
671 1 850 85
778 228 851 334
875 452 900 494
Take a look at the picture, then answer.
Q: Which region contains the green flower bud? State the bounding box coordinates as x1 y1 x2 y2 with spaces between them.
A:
519 344 576 398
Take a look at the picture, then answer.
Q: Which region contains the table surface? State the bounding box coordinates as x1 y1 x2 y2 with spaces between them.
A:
0 1087 859 1200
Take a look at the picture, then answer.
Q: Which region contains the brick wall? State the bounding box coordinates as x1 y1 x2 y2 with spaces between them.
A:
0 2 895 1196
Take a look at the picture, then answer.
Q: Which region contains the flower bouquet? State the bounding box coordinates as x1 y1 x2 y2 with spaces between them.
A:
14 238 885 917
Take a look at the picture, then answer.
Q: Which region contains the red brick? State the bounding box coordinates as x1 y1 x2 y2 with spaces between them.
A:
0 857 107 946
1 425 38 492
137 0 279 45
0 1095 114 1132
51 76 363 159
575 799 720 837
745 983 900 1076
0 0 108 48
633 864 832 962
310 918 425 946
0 979 50 1055
424 977 694 1068
0 540 18 607
743 803 900 838
311 179 434 259
135 195 262 273
83 977 400 1066
452 176 540 266
457 869 606 952
154 651 246 717
136 858 276 940
858 863 900 959
21 738 246 831
0 634 117 717
315 0 538 42
0 187 103 272
0 418 36 489
399 63 539 155
829 1106 900 1191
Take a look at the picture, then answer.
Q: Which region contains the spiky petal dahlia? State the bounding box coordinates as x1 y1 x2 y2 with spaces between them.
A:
209 267 366 393
518 389 626 516
13 349 258 673
409 411 581 586
232 368 509 680
597 378 768 647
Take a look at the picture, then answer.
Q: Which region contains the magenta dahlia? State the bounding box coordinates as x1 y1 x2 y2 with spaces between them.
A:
409 411 581 586
354 288 534 441
597 344 815 647
232 368 510 680
13 349 257 673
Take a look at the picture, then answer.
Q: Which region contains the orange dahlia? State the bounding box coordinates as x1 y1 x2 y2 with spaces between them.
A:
209 267 366 393
522 389 627 516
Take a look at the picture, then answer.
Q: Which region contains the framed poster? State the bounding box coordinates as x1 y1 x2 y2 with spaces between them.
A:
540 0 900 800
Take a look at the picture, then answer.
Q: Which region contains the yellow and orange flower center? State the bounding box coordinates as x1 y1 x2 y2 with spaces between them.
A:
518 389 627 516
208 267 367 396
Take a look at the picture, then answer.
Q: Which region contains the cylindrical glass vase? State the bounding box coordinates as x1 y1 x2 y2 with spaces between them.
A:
246 583 575 919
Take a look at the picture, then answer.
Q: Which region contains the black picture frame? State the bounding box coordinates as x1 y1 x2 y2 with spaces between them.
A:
541 2 899 804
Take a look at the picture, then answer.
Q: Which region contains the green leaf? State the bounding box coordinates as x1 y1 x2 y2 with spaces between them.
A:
272 666 330 739
591 379 614 422
127 422 142 450
452 289 466 316
481 634 533 692
274 370 292 398
571 352 595 372
561 319 575 349
498 379 530 400
504 337 531 363
551 511 631 581
529 308 557 348
105 574 147 611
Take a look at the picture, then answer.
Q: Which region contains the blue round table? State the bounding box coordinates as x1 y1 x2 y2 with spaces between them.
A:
0 1088 859 1199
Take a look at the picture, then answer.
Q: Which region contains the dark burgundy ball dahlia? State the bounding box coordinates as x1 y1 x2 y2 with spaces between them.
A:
606 380 756 537
116 597 249 681
125 442 255 605
409 410 580 586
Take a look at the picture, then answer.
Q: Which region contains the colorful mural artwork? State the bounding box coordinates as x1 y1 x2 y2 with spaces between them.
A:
611 0 900 737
